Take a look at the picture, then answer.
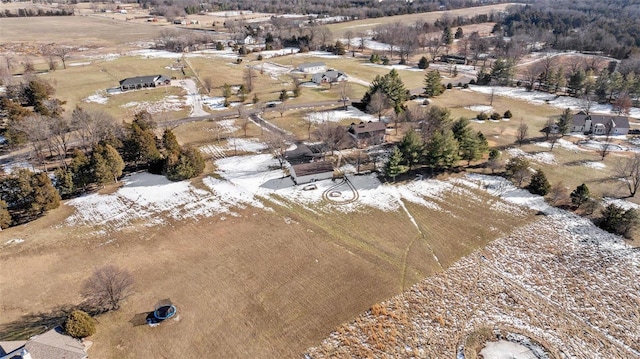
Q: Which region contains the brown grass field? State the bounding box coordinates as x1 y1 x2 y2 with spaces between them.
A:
326 3 515 37
0 177 533 358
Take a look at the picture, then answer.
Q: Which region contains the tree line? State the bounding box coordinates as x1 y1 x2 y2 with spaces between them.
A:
0 78 205 229
139 0 510 22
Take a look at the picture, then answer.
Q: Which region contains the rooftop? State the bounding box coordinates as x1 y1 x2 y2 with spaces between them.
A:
291 161 334 177
349 121 387 134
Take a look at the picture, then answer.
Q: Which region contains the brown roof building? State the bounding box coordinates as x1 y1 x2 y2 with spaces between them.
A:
347 121 387 147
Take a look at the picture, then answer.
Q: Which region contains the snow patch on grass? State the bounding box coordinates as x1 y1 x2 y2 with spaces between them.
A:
306 106 378 123
506 148 556 164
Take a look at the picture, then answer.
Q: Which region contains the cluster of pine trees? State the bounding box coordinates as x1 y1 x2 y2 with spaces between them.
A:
385 107 488 180
1 80 205 229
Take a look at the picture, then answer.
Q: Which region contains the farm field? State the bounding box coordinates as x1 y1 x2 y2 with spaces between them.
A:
326 3 514 37
0 163 533 357
307 176 640 358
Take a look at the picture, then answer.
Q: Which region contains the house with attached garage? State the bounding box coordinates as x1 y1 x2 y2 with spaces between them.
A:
0 327 88 359
290 161 334 185
571 113 630 136
119 75 171 91
347 121 387 147
298 62 326 74
311 70 348 85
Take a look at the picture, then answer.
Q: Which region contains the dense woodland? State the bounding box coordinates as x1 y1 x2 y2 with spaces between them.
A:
501 1 640 59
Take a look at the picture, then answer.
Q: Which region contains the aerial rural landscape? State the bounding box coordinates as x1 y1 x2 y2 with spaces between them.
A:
0 0 639 358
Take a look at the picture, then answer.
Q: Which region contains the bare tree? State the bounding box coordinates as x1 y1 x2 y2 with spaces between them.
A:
366 90 388 121
53 46 72 70
203 77 213 94
237 107 250 137
277 102 286 118
344 30 354 52
598 121 614 160
264 131 288 168
211 121 227 143
301 111 314 140
314 122 350 156
13 114 52 170
49 115 72 166
243 67 257 93
516 120 529 147
426 37 443 63
317 26 333 49
339 81 352 110
72 107 118 150
549 181 569 206
616 153 640 197
357 32 366 51
81 265 134 313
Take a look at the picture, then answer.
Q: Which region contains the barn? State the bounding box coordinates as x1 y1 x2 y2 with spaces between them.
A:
290 161 334 185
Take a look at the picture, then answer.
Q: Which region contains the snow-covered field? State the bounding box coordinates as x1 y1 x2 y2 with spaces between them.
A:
306 174 640 358
468 85 640 118
305 106 379 123
506 148 557 164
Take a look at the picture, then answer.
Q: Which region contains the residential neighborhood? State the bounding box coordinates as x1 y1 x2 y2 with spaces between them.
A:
1 0 640 358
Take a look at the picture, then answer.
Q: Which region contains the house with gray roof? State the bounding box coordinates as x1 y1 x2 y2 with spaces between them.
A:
119 75 171 91
311 70 348 85
290 161 334 185
0 327 88 359
572 113 630 135
298 62 326 73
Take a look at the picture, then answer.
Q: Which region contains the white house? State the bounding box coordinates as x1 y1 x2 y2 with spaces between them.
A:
311 70 348 84
241 35 256 45
290 161 334 185
298 62 326 73
571 113 630 135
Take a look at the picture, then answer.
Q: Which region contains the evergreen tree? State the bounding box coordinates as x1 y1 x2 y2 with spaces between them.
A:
385 147 406 182
424 129 459 170
162 129 181 156
490 58 515 85
442 26 453 45
64 310 96 339
333 40 346 55
279 89 289 102
69 149 92 191
452 117 473 143
0 200 11 229
91 144 125 185
570 183 590 207
423 70 444 97
528 169 551 195
397 130 423 171
361 69 407 114
418 56 429 70
454 27 464 39
123 122 161 167
598 204 638 238
505 156 530 187
557 108 572 136
567 69 586 96
487 148 501 173
54 168 75 198
165 147 206 181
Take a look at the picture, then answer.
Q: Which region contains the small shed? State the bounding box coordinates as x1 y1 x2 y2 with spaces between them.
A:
290 161 334 185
